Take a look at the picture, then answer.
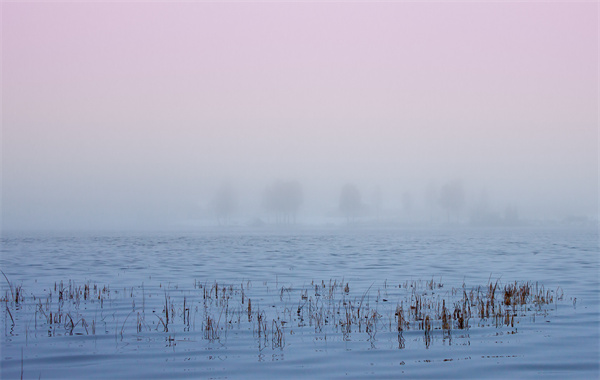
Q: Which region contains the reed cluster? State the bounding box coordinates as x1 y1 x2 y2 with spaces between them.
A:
2 274 563 350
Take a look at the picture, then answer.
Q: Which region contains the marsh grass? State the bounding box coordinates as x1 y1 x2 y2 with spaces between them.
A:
2 276 562 350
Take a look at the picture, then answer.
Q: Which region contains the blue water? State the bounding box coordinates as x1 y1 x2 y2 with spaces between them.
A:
1 226 598 379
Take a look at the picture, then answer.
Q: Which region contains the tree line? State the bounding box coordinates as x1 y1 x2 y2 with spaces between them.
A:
210 179 518 226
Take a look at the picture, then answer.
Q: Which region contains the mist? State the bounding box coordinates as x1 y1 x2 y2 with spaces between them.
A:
2 2 597 231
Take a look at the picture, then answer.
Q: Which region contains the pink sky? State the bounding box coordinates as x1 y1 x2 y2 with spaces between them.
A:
2 2 598 228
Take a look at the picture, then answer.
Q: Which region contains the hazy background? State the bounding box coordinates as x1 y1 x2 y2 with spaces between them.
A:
2 2 598 230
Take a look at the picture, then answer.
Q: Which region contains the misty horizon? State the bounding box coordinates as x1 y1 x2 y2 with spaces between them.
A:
2 175 596 231
2 2 597 231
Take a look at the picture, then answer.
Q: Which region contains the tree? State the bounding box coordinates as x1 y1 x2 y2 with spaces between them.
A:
262 180 303 224
339 183 362 222
439 179 465 223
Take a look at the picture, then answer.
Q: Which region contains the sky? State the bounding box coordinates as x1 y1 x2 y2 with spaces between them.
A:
2 2 598 230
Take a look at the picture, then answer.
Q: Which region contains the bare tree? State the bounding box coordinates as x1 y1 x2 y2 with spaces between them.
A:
439 179 465 223
262 180 303 224
339 183 362 223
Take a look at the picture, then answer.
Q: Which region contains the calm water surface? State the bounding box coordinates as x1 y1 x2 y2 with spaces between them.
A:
1 226 598 379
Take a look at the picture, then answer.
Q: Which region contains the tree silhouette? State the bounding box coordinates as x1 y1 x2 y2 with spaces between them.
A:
439 179 465 223
339 183 362 222
262 180 303 224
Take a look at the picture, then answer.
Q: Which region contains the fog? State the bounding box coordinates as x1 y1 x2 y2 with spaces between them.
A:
2 2 597 230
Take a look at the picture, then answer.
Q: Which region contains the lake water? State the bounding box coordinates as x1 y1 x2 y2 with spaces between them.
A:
1 226 598 379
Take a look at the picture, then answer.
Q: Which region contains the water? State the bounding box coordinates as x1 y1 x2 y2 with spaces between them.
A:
1 226 598 379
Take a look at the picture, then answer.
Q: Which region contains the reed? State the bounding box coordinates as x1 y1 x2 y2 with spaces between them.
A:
2 276 564 351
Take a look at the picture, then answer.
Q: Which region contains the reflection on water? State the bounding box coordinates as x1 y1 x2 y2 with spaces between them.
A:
1 226 598 379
